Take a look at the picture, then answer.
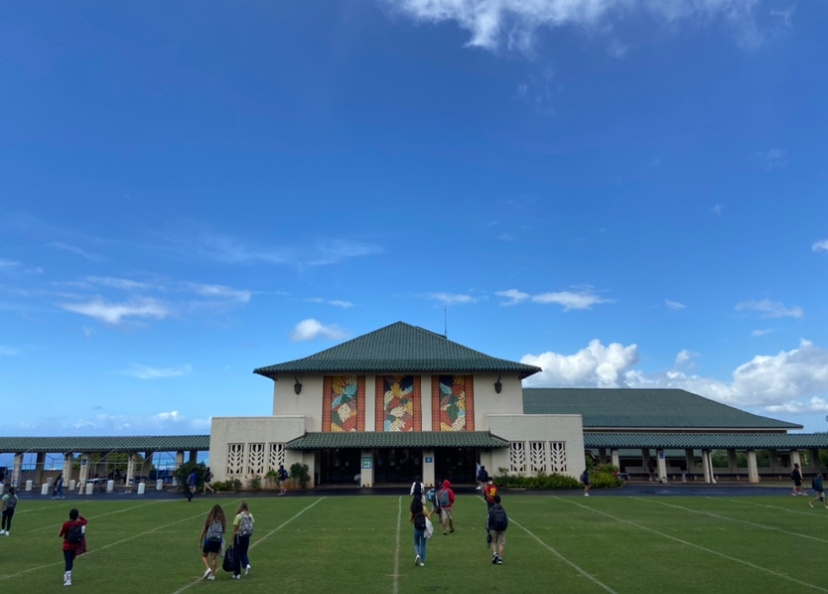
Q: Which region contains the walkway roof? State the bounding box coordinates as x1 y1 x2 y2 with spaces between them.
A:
286 431 509 450
584 432 828 449
0 435 209 454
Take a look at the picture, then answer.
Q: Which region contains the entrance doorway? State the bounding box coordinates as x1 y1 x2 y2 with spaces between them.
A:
434 448 477 485
319 449 361 484
374 448 423 483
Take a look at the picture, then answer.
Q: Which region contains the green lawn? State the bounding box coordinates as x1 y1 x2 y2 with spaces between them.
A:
2 493 827 593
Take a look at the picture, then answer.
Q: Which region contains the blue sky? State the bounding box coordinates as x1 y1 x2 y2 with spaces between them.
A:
1 0 827 438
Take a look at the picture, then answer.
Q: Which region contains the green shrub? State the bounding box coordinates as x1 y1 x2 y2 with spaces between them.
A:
172 462 206 492
289 462 311 489
249 475 262 491
494 468 580 489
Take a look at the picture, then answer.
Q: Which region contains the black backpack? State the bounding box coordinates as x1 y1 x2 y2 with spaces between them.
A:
66 523 84 545
413 511 426 531
490 506 508 531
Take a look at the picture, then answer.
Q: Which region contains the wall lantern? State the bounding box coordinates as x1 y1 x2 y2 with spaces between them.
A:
294 376 303 395
494 375 502 394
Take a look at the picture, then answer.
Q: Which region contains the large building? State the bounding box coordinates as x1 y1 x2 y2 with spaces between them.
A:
208 321 827 488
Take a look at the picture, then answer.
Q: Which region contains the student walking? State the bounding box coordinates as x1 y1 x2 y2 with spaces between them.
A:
792 463 806 496
810 473 827 509
483 478 498 509
203 467 215 494
410 475 425 504
53 474 65 499
581 468 591 497
278 465 289 495
199 504 226 581
59 508 88 586
437 480 456 535
486 495 508 565
187 470 197 502
231 502 255 580
1 486 18 535
409 497 433 567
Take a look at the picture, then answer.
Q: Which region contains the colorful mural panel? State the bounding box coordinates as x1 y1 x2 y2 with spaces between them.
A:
329 375 359 432
382 375 415 432
437 375 467 431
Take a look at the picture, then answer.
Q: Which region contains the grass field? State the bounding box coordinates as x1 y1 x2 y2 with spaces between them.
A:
2 492 827 593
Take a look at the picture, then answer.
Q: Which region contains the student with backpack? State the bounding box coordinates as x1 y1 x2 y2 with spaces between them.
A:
278 465 289 496
410 475 425 504
231 501 255 580
437 480 456 535
409 497 433 567
1 486 18 535
59 508 88 586
199 504 226 581
810 473 827 509
486 495 508 565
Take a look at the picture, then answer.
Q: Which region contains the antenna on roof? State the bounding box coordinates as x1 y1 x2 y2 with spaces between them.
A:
444 304 448 338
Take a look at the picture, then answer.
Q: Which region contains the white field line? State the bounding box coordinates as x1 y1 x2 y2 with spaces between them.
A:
704 496 828 518
638 497 828 545
21 500 166 534
559 497 828 593
0 507 213 582
392 496 402 594
170 497 326 594
510 517 619 594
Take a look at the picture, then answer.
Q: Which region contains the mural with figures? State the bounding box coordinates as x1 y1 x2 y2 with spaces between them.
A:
381 375 415 431
329 375 359 432
437 375 469 431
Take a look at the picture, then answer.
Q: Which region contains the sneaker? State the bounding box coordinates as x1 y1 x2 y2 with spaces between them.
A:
207 575 216 581
419 561 425 567
245 565 251 576
202 569 212 580
584 493 590 497
492 555 498 565
810 502 814 508
232 575 241 580
64 580 72 587
450 528 455 533
496 558 504 565
415 555 421 566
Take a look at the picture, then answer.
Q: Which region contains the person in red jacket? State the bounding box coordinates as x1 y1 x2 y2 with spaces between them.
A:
437 479 456 535
483 478 498 509
59 508 88 587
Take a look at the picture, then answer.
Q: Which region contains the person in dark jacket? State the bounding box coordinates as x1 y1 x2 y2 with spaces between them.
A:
486 495 508 565
809 473 827 509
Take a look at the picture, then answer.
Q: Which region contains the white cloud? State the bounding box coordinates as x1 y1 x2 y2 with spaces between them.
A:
522 339 639 388
675 349 698 365
736 299 803 319
665 299 685 310
86 276 154 291
426 292 479 305
0 346 19 356
531 290 610 310
306 297 354 308
812 239 828 253
0 258 20 269
496 289 530 306
185 283 252 303
125 364 193 380
60 297 171 325
759 148 789 170
49 242 106 262
384 0 767 52
290 319 348 341
751 328 773 337
12 410 211 435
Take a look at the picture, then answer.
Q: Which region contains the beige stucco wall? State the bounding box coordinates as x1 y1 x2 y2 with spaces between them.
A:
472 374 525 427
209 416 308 483
487 414 585 479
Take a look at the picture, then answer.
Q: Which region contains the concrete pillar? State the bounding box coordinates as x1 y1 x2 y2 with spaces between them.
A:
188 450 198 463
768 449 780 474
747 450 759 484
611 449 620 470
810 449 822 472
727 449 739 477
126 454 136 485
642 449 652 481
34 452 46 485
360 450 374 488
791 450 802 473
598 448 607 465
63 454 74 485
142 452 154 478
78 454 90 486
12 453 23 487
175 451 185 468
656 449 667 483
702 450 713 484
422 449 435 488
684 449 696 481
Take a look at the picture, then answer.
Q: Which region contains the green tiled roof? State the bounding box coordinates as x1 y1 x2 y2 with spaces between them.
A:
0 435 210 454
286 431 509 450
584 432 828 449
524 388 802 430
254 322 542 380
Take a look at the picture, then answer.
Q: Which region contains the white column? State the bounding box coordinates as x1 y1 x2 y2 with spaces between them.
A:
78 454 90 486
611 449 620 470
656 449 667 483
747 450 759 484
422 449 435 488
63 454 74 484
791 450 802 471
126 454 136 485
12 453 23 487
360 450 374 488
702 450 713 484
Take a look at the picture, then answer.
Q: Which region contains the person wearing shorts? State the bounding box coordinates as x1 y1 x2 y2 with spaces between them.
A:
486 495 508 565
810 473 827 509
199 504 226 581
